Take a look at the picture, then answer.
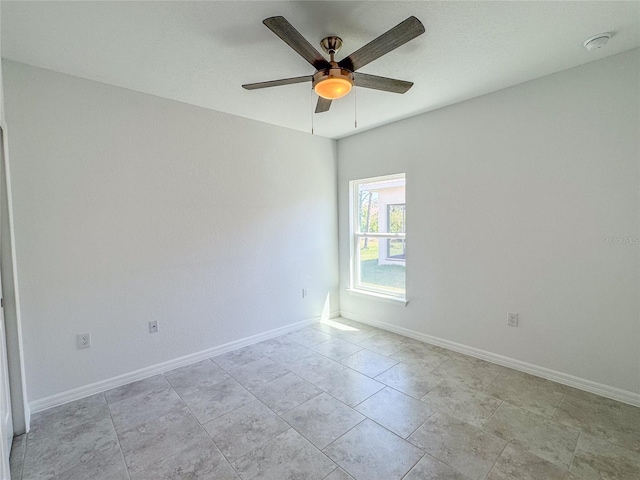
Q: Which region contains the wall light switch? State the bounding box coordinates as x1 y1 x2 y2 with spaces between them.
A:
149 321 159 334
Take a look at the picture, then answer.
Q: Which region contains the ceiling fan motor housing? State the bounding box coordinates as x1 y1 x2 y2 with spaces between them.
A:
320 36 343 56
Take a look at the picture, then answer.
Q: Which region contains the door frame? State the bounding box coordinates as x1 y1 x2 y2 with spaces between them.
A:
0 124 12 480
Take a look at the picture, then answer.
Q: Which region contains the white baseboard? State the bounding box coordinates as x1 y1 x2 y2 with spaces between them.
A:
341 312 640 407
29 312 338 414
23 405 30 434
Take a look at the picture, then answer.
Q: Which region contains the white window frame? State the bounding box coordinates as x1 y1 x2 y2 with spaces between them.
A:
348 173 406 303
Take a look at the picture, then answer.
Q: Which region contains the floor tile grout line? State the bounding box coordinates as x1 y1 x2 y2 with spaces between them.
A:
552 393 565 421
398 451 427 480
480 400 504 431
321 467 336 480
320 416 367 453
400 452 475 480
105 392 132 480
483 371 503 393
568 430 582 473
402 408 438 442
483 440 509 480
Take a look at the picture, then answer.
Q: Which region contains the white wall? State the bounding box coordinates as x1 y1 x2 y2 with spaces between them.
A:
3 61 339 402
338 49 640 395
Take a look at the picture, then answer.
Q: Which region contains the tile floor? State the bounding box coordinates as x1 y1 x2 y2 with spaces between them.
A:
9 317 640 480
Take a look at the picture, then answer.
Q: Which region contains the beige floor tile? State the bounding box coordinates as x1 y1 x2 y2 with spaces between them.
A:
404 454 471 480
375 362 442 399
109 386 185 432
487 444 577 480
22 416 121 480
212 346 264 371
29 393 111 436
389 343 449 371
117 408 209 475
252 336 315 364
570 432 640 480
163 359 229 396
408 412 506 480
315 368 384 407
286 353 346 383
203 400 289 462
324 419 424 480
285 327 333 347
311 338 363 361
431 358 500 391
422 379 502 427
324 468 355 480
485 372 564 418
356 335 408 356
484 403 580 468
555 392 640 453
50 439 129 480
105 375 169 405
355 387 435 438
281 392 365 449
225 356 290 390
179 377 256 423
232 428 335 480
129 440 238 479
249 372 322 414
339 349 398 377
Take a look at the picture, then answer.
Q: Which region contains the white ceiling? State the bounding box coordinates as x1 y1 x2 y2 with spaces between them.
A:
2 1 639 139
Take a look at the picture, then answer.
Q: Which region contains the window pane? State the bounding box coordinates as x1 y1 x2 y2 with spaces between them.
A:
358 177 405 234
387 239 406 260
357 237 405 294
387 204 405 233
357 185 378 233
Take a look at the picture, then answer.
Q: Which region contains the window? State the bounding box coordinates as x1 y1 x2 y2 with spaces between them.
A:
349 174 406 300
386 204 406 260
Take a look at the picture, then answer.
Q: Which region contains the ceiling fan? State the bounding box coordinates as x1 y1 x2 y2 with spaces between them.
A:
242 16 425 113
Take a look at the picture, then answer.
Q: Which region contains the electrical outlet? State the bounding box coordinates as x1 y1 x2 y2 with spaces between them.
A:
149 320 159 334
507 313 519 327
77 333 91 349
302 288 307 298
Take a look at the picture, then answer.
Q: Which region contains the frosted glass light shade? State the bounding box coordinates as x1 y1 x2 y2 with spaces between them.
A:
314 77 353 99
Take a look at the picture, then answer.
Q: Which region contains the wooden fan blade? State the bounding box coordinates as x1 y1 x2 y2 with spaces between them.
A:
315 97 332 113
263 16 331 70
353 72 413 94
339 16 425 72
242 75 313 90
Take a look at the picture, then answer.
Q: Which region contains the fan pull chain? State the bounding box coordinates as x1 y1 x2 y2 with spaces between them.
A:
311 87 314 135
354 81 358 129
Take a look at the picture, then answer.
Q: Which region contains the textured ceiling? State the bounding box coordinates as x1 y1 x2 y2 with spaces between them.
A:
2 1 639 139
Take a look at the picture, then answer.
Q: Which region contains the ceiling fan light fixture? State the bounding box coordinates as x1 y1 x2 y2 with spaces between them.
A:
313 68 354 100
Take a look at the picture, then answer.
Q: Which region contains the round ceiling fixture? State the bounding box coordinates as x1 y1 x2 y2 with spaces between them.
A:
583 33 612 51
313 68 354 99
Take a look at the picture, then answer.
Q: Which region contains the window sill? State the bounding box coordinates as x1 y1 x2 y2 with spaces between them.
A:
346 288 408 306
